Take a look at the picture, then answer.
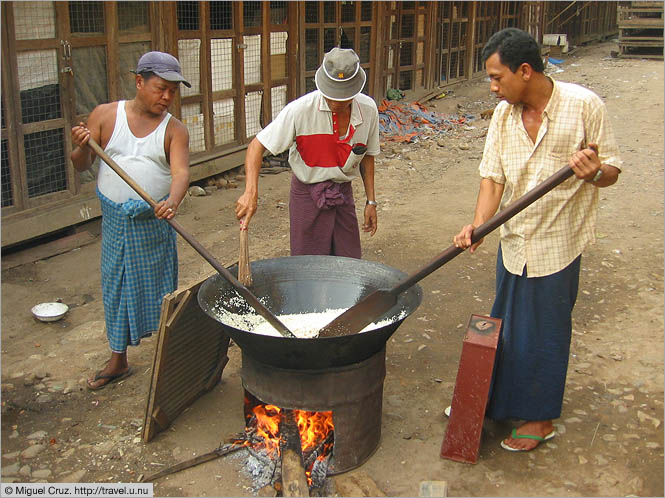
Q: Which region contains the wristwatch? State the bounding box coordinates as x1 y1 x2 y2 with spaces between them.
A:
366 200 377 206
591 168 603 182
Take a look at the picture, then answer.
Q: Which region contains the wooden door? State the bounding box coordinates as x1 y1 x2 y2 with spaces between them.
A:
299 1 375 97
381 2 428 93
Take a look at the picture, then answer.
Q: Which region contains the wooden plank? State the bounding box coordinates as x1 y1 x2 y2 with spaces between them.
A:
1 193 102 248
142 270 233 443
1 231 97 270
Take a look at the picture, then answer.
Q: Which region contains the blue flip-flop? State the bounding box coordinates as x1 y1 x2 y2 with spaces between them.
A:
500 428 556 452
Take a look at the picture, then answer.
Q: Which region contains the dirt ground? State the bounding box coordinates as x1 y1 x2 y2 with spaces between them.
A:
1 41 663 497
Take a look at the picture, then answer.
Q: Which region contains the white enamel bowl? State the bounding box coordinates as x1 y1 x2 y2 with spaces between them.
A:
31 302 69 322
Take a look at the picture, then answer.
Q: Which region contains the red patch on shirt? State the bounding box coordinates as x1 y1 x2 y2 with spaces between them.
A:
296 133 353 168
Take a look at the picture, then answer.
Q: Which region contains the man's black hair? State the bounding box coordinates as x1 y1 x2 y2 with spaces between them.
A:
138 71 156 82
481 28 545 73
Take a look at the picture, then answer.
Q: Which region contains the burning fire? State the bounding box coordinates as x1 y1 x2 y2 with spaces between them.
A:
244 398 334 486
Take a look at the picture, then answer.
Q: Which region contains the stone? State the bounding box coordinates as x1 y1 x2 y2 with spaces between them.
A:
2 463 20 476
21 444 46 459
93 441 115 454
19 465 31 477
2 451 20 460
32 469 51 478
578 455 588 464
57 469 86 483
637 410 662 428
27 430 48 440
188 186 207 197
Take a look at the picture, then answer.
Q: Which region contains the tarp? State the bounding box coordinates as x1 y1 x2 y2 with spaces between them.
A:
378 100 468 143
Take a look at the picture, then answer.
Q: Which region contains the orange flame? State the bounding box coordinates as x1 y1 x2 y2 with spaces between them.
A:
252 404 282 456
247 400 335 486
295 410 334 452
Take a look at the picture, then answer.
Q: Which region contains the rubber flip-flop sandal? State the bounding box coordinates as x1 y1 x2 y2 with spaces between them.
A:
87 367 134 391
500 428 556 452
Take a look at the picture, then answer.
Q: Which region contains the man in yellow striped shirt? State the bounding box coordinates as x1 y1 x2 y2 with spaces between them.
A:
454 28 622 452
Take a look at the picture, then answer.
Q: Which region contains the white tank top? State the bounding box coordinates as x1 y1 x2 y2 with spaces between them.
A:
96 101 172 203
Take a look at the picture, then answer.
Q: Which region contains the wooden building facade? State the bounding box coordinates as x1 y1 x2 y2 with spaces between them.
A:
0 1 618 247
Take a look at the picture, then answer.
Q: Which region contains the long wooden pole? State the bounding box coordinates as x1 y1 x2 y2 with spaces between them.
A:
86 138 296 339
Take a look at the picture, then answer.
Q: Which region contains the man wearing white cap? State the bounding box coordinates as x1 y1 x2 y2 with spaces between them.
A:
70 51 191 390
236 48 379 258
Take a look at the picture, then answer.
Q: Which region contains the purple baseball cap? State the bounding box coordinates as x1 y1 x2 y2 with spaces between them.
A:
132 51 191 88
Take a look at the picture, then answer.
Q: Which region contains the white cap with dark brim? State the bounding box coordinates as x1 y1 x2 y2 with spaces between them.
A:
131 51 192 88
315 47 366 101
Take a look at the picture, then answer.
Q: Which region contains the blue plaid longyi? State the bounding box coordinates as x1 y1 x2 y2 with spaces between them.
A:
98 189 177 352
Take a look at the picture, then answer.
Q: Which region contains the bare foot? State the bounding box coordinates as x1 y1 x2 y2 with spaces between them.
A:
501 420 555 452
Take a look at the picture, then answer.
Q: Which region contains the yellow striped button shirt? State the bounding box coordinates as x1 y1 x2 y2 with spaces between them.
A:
479 78 622 277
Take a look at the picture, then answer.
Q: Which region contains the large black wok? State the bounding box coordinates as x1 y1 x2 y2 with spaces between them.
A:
198 255 422 369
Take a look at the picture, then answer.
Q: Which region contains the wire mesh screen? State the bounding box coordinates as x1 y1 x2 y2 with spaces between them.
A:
213 99 235 145
17 50 61 124
118 2 150 33
69 1 105 35
244 2 262 28
73 46 108 115
270 32 288 80
305 29 319 71
181 104 205 153
361 1 372 21
13 1 56 40
305 2 318 23
359 27 371 63
271 85 287 120
324 28 336 52
210 1 232 30
177 1 199 31
399 70 412 91
324 1 336 23
401 14 414 38
117 42 151 101
341 27 355 50
400 42 413 66
341 2 355 23
178 39 201 97
270 1 288 25
25 129 66 198
244 35 262 85
211 39 233 92
1 138 11 208
305 77 316 94
245 91 263 138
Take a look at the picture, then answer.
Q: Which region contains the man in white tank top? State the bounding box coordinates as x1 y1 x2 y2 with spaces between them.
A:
71 52 191 390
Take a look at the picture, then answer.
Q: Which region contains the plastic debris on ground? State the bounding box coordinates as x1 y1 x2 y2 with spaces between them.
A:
378 99 469 143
